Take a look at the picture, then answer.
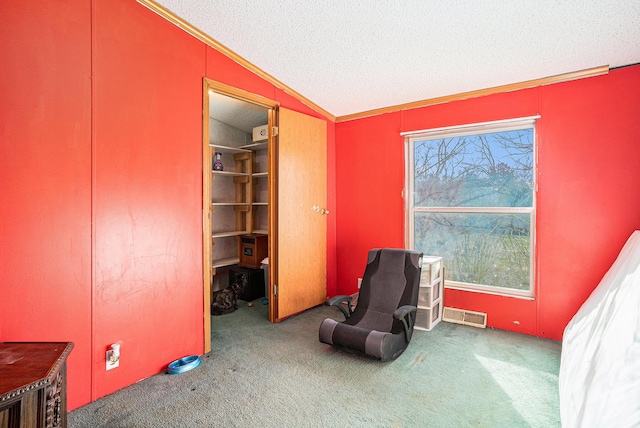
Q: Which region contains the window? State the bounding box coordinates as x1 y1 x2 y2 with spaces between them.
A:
405 117 537 297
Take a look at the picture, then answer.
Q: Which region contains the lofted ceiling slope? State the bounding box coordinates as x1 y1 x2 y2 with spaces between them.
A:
152 0 640 118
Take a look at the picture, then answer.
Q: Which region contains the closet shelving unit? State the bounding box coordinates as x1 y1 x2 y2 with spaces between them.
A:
209 139 268 272
247 141 268 235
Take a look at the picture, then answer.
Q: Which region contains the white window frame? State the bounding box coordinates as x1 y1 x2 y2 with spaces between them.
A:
403 116 539 299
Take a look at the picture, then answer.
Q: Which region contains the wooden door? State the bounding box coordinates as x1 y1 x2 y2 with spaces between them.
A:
273 108 327 320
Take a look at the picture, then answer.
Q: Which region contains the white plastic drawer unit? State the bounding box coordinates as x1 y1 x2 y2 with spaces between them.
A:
421 256 442 285
415 302 442 331
415 255 443 331
418 283 440 307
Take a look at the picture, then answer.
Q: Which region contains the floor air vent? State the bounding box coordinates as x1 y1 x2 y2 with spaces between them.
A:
443 307 487 328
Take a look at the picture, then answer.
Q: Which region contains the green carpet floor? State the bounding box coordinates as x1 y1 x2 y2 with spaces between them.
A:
69 303 561 427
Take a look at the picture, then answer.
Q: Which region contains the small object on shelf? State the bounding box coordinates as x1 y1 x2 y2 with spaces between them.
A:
252 124 268 142
213 151 223 171
239 234 268 269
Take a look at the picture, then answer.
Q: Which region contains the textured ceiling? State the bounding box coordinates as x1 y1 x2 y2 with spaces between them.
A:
155 0 640 118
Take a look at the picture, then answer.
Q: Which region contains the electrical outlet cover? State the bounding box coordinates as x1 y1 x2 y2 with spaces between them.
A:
106 350 119 370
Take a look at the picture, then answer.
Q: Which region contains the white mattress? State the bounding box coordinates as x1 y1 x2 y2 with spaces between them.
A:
559 230 640 427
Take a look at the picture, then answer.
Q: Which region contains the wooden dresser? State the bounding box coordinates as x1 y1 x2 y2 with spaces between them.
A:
0 342 73 428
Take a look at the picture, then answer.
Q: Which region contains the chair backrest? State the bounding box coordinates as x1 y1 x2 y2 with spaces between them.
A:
347 248 422 333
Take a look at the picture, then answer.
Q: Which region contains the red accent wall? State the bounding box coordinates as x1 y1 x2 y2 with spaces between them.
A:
1 0 336 410
335 65 640 340
536 67 640 339
91 0 206 400
334 111 406 296
0 0 93 407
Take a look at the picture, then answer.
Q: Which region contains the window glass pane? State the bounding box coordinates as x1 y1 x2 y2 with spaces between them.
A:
414 212 531 290
413 129 533 208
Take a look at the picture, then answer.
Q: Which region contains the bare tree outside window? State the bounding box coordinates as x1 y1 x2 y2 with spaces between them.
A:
410 126 534 294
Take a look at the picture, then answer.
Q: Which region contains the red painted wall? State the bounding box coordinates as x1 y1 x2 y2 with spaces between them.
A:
1 0 336 410
335 65 640 340
0 0 93 407
91 0 206 400
334 111 406 295
536 67 640 339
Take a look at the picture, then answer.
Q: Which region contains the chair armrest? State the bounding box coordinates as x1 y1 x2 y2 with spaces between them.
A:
394 305 417 320
325 295 353 320
393 305 417 343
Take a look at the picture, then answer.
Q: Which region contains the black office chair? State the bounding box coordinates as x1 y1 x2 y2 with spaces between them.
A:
319 248 423 361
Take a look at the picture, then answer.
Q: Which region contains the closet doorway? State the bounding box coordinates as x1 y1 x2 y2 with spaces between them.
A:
202 79 328 353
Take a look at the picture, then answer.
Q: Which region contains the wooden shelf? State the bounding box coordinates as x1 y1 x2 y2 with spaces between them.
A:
208 138 269 280
212 230 248 239
211 202 249 206
209 143 251 153
212 170 249 177
243 141 268 151
212 257 240 269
